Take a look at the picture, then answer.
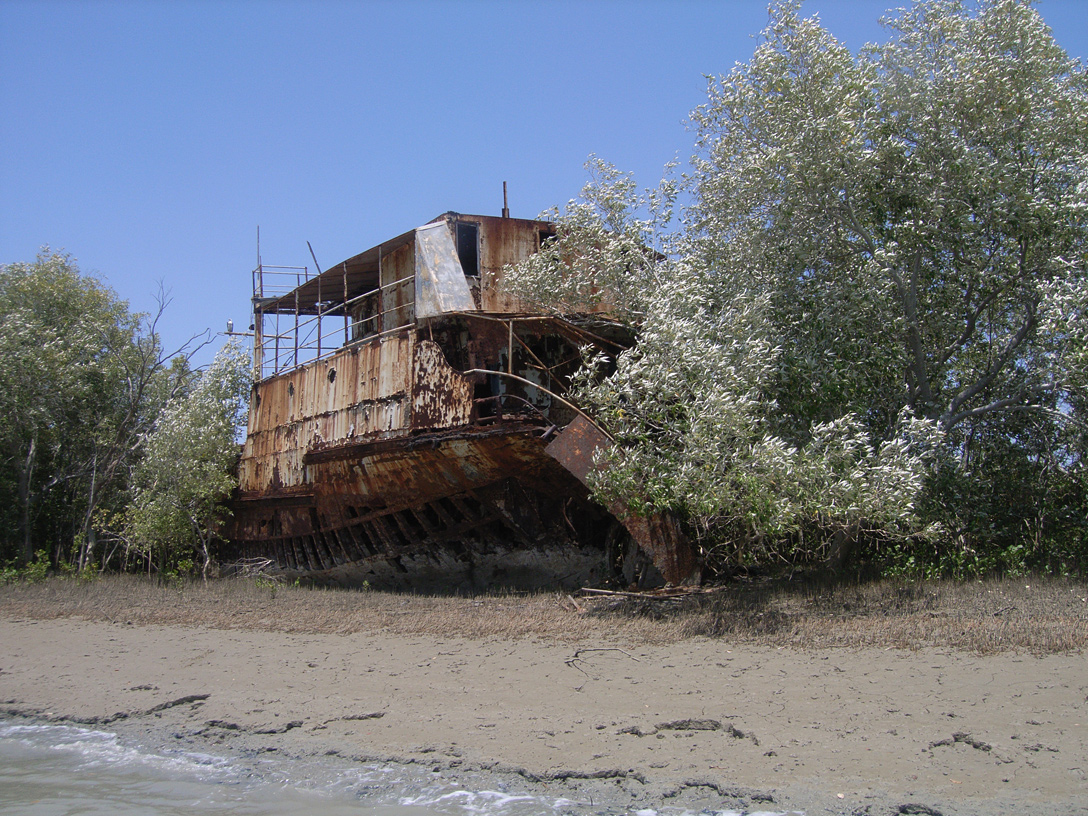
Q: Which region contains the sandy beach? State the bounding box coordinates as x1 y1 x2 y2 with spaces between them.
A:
2 604 1086 815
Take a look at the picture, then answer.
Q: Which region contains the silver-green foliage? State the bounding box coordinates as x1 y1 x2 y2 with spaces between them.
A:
128 341 251 577
506 0 1087 570
508 163 941 565
690 0 1088 436
690 0 1088 569
507 158 678 323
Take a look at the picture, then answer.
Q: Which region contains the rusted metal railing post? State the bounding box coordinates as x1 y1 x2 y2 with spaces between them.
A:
507 320 514 375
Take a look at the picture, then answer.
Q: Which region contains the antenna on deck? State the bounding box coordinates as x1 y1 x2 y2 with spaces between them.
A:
502 181 510 218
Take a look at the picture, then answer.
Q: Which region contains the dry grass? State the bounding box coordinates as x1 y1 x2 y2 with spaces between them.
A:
1 574 1086 654
600 577 1088 655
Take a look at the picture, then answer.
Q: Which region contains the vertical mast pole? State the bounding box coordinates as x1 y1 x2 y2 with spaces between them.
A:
253 226 264 378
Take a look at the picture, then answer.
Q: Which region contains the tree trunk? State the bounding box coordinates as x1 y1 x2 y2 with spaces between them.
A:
16 437 36 564
80 528 97 573
77 452 99 572
825 524 859 573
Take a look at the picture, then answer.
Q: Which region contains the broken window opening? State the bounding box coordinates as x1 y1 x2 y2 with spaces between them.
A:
456 222 479 277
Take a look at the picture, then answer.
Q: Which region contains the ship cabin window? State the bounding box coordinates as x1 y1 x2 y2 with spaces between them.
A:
456 222 479 277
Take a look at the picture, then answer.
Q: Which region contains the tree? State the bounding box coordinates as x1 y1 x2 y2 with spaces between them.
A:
0 251 184 567
506 0 1088 575
125 341 251 579
507 161 941 571
690 0 1087 439
688 0 1088 571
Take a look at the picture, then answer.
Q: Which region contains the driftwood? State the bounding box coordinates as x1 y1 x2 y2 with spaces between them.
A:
564 647 640 687
224 557 278 579
579 586 716 601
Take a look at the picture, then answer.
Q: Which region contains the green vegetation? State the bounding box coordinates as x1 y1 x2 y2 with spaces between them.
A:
125 341 251 579
506 0 1088 578
4 1 1084 586
0 250 251 579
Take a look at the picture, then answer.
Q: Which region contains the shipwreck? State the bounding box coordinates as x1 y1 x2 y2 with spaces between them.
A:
226 210 699 591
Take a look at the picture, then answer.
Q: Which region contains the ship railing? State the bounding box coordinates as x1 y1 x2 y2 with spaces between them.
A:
463 368 608 440
470 393 556 430
255 273 416 379
251 264 312 299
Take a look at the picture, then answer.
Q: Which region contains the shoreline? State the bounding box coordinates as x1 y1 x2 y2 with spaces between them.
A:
3 610 1086 815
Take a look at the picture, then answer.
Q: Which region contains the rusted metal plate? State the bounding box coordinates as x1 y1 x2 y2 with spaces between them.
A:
230 477 613 592
545 414 702 586
544 414 611 486
478 215 545 313
411 339 473 430
619 511 702 588
238 333 413 493
380 242 414 331
414 222 477 317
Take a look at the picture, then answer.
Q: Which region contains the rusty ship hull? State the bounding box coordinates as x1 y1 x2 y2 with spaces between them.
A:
231 419 622 591
225 212 698 591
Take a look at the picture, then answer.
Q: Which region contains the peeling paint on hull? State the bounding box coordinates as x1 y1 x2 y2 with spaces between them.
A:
228 424 624 591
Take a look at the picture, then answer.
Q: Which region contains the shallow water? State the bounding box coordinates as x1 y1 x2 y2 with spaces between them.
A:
0 720 789 816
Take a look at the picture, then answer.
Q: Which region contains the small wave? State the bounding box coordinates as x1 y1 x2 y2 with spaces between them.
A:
399 788 542 814
0 720 234 781
0 719 799 816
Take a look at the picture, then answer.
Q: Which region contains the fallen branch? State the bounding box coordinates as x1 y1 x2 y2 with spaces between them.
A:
579 586 711 600
565 646 641 679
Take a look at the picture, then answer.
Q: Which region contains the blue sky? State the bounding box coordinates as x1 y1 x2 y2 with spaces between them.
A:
3 0 1086 366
